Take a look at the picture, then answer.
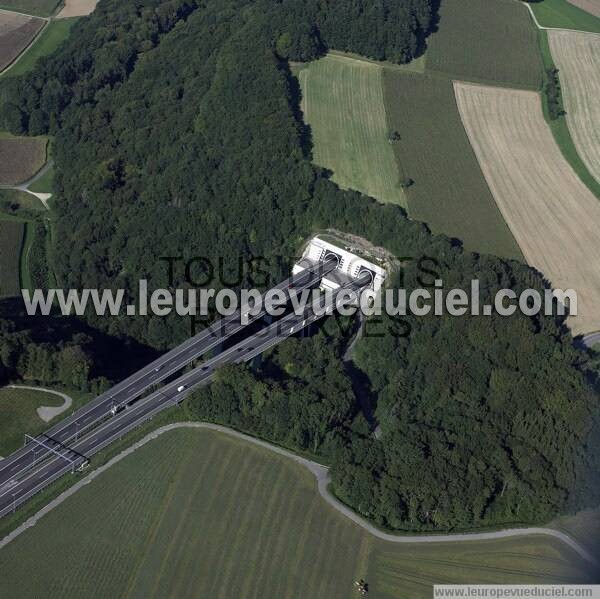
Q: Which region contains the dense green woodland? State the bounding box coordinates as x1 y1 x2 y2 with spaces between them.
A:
1 0 599 531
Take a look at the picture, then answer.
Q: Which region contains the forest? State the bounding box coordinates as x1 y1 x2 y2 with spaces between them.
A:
1 0 599 531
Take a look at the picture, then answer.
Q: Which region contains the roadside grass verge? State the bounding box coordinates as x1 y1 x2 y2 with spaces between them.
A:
530 0 600 33
0 387 64 456
425 0 543 89
28 162 53 193
0 427 592 598
0 190 50 295
0 217 24 297
0 17 77 79
297 53 406 207
383 70 523 260
538 29 600 198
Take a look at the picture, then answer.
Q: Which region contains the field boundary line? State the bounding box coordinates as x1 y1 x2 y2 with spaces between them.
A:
1 422 598 567
522 1 600 35
0 17 48 77
0 7 49 20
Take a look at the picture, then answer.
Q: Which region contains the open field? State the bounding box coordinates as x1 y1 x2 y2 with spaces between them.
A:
298 54 405 207
383 71 522 260
531 0 600 32
0 387 63 456
56 0 96 18
454 82 600 335
0 428 592 598
0 136 46 185
0 0 60 17
538 30 600 198
0 219 24 297
425 0 543 89
568 0 600 18
0 10 44 72
0 188 46 213
1 17 77 78
548 30 600 184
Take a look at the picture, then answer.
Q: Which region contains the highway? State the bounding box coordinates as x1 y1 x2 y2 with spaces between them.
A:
0 257 337 489
0 271 370 518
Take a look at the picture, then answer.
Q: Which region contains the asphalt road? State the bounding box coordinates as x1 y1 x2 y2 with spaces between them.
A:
0 257 337 491
582 332 600 348
0 259 362 518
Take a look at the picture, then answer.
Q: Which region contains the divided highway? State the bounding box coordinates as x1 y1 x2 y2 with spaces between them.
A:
0 257 337 490
0 258 369 518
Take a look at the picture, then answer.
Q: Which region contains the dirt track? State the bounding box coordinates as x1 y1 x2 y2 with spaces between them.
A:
454 81 600 335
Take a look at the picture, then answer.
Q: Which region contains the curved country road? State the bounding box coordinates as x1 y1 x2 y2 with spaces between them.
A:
1 422 598 567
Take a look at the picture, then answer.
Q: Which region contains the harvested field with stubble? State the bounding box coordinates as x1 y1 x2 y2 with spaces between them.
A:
383 71 522 260
454 82 600 335
425 0 543 89
548 30 600 184
0 136 46 184
0 10 44 72
298 54 405 207
0 219 24 297
56 0 97 18
0 428 592 599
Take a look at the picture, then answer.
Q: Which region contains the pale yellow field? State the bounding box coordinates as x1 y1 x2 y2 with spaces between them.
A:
56 0 97 18
549 30 600 184
568 0 600 18
454 82 600 336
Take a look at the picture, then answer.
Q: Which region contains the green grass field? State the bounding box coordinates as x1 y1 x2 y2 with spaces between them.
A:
0 18 77 79
425 0 543 89
530 0 600 33
383 71 523 260
0 387 63 456
0 429 593 598
0 0 61 17
298 54 406 207
0 217 24 297
28 162 53 192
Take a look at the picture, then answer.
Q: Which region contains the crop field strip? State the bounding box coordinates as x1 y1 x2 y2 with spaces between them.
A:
454 82 600 336
0 0 60 17
382 71 523 260
1 17 78 79
425 0 543 90
530 0 600 33
56 0 97 18
0 218 24 297
0 9 44 72
298 54 406 208
548 30 600 184
0 136 47 184
0 429 591 598
568 0 600 19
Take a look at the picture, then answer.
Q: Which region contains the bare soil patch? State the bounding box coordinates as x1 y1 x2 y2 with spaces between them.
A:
0 137 47 185
567 0 600 18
